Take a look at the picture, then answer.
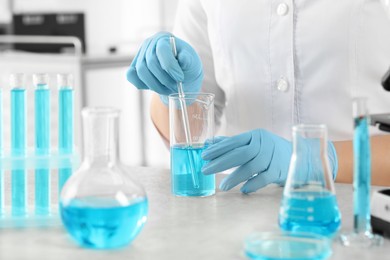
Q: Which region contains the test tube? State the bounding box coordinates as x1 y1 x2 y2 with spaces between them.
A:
34 74 51 215
58 74 74 192
10 73 27 216
0 87 3 216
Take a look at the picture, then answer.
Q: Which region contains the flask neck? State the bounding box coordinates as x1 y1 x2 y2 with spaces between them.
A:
294 137 326 159
82 108 119 166
292 125 328 158
289 125 334 191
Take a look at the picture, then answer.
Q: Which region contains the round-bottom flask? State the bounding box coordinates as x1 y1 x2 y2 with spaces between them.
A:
60 108 148 249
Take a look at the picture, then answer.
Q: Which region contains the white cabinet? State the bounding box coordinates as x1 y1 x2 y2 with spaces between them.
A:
142 91 170 168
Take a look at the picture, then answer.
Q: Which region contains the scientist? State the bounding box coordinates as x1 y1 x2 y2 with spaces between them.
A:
127 0 390 193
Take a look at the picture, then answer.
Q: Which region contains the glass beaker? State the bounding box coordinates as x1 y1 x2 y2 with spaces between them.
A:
279 124 341 237
60 107 148 249
169 93 215 197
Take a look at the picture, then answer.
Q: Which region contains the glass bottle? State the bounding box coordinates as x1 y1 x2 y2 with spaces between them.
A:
60 107 148 249
279 124 341 237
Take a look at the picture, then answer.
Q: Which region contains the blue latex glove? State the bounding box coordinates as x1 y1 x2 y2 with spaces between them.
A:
201 129 338 194
126 32 203 101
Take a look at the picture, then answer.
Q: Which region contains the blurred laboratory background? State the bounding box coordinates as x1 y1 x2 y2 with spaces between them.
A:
0 0 179 168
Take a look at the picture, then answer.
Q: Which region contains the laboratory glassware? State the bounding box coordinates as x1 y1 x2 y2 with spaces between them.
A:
58 74 74 192
380 1 390 91
0 87 3 216
245 231 332 260
10 73 27 216
60 107 148 249
169 35 198 188
340 98 383 247
279 124 341 237
33 73 51 215
169 93 215 197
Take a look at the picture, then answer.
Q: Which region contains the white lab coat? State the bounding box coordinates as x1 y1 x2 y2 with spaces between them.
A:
173 0 390 141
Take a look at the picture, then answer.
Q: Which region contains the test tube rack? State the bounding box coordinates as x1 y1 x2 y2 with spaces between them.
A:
0 73 79 228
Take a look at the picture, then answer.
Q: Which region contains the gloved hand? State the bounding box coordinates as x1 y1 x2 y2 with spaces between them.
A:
126 32 203 102
201 129 338 194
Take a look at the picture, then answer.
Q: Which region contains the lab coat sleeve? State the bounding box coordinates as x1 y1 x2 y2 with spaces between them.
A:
173 0 226 131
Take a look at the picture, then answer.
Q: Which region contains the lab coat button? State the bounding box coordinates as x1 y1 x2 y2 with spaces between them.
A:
277 3 289 16
277 78 289 92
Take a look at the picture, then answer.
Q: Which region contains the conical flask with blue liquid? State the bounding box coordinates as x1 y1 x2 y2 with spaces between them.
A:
60 107 148 249
279 124 341 237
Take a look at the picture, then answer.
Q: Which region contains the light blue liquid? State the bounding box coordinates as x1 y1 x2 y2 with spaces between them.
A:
0 89 3 216
171 144 215 197
353 116 371 233
60 198 148 249
35 86 50 215
58 88 73 192
245 236 331 260
11 88 27 216
279 190 341 236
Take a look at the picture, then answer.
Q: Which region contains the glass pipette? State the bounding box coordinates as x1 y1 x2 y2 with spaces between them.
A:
170 36 199 189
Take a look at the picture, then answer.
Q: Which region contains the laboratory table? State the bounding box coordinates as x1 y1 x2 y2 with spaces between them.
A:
0 167 389 260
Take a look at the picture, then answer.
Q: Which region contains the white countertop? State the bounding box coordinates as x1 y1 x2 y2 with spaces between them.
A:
0 167 389 260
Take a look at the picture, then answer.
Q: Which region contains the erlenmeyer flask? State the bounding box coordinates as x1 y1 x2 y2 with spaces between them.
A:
60 107 148 249
279 124 341 236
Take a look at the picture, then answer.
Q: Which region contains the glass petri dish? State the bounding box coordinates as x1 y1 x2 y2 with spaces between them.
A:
244 231 332 260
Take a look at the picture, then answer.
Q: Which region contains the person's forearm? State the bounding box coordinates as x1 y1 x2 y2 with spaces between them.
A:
150 94 170 145
334 135 390 186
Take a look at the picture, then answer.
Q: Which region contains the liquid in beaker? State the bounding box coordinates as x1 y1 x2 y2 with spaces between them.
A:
171 143 215 197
